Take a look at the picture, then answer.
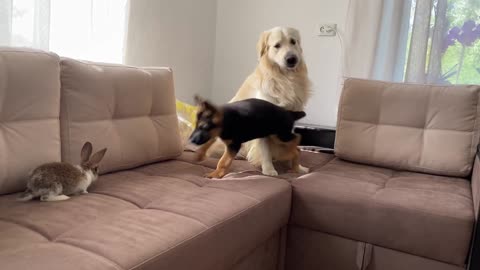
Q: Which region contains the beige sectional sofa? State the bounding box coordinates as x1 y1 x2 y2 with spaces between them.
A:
0 47 479 270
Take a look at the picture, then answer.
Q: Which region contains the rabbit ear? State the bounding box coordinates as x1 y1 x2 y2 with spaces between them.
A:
89 148 107 167
81 142 93 163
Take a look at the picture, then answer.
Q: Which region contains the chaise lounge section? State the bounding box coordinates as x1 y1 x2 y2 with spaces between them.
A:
288 79 480 270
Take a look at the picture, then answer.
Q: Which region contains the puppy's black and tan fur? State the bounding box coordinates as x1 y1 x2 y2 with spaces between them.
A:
190 96 306 178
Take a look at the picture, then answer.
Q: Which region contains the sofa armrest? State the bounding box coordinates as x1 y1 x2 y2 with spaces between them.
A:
469 147 480 269
473 148 480 221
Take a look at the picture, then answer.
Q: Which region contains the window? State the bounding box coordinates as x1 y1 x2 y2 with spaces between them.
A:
404 0 480 84
1 0 128 63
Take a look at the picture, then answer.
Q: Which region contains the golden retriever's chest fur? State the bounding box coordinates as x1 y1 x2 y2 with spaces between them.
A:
232 61 311 111
256 69 310 111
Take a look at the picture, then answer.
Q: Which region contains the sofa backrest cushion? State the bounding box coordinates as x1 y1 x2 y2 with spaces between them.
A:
335 78 480 177
60 58 182 174
0 47 61 194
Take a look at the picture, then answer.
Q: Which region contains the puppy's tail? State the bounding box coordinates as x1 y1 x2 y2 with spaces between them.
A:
290 111 306 121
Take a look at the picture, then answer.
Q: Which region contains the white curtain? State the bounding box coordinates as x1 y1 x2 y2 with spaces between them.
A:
0 0 128 63
343 0 383 79
343 0 411 81
372 0 412 82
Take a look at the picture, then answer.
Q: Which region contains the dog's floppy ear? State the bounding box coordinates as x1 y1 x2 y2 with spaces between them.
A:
256 31 271 59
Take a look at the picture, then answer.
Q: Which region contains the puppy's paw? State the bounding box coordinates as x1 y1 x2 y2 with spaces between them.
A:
205 170 226 179
262 167 279 176
195 152 207 162
299 165 310 173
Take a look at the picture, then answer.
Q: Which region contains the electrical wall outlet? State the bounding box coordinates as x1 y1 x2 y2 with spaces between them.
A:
316 23 337 36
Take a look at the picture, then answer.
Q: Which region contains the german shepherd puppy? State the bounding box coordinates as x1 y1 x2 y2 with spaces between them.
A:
190 96 306 178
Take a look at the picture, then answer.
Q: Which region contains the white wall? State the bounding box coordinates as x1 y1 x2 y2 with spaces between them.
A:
124 0 351 126
124 0 217 104
212 0 350 126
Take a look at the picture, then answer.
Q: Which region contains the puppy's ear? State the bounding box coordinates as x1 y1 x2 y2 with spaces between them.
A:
256 31 271 59
195 95 218 113
194 95 204 105
202 100 218 112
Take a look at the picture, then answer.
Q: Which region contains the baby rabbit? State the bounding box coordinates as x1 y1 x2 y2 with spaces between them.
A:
18 142 107 202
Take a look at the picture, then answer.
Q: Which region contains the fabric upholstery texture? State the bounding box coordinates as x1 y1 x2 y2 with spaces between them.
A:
335 78 480 177
60 58 182 174
229 229 283 270
286 226 362 270
0 155 291 270
0 47 61 195
286 226 464 270
291 157 474 266
365 245 464 270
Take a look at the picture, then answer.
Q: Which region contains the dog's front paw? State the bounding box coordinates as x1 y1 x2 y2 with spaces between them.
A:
262 167 279 176
298 165 310 173
205 170 226 179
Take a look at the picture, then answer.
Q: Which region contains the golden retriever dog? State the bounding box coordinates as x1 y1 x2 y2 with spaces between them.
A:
208 26 311 176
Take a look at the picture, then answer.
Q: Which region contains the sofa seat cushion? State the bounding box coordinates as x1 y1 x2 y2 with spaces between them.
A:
0 156 291 270
291 157 474 267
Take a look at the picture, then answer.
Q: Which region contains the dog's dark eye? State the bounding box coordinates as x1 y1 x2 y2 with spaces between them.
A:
206 122 217 130
199 122 214 130
274 43 281 49
290 39 296 45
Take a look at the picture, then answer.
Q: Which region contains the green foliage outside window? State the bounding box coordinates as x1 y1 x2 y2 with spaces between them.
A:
441 0 480 84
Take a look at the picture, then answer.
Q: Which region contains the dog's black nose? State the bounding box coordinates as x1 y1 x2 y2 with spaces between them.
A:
286 55 298 68
190 130 210 145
